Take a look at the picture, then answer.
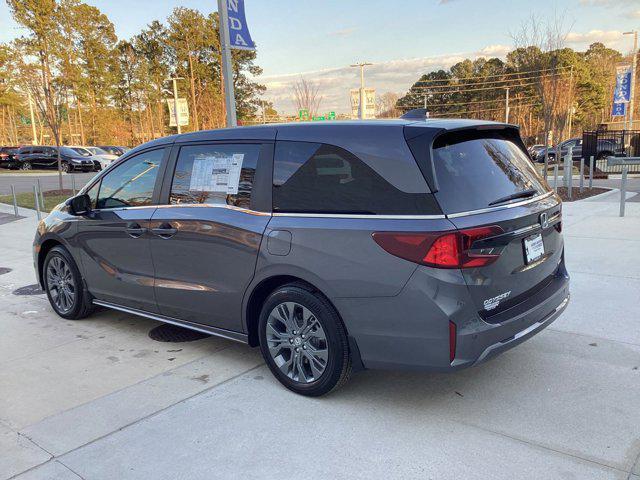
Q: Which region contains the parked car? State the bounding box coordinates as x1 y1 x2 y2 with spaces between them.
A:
527 144 547 159
0 146 20 169
15 146 95 172
68 146 118 171
34 118 569 396
97 145 130 157
533 137 619 163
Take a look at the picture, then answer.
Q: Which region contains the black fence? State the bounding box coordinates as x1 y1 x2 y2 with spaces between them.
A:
582 130 640 174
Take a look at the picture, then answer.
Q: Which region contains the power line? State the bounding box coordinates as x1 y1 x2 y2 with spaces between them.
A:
401 94 542 108
406 80 543 95
432 102 542 117
409 71 571 92
412 65 574 86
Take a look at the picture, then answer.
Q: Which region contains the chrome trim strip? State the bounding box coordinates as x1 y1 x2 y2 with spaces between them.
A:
272 212 446 220
446 191 555 219
91 203 271 216
92 300 248 344
474 294 569 364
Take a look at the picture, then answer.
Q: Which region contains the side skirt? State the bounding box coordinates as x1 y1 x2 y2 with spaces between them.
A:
92 300 249 344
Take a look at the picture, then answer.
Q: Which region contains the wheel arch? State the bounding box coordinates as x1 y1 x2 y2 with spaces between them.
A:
243 272 365 371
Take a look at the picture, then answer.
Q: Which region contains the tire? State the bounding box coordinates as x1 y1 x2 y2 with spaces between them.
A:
43 245 94 320
258 283 352 396
21 162 32 171
61 162 70 173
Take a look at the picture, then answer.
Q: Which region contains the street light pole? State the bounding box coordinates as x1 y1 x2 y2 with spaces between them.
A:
624 30 638 133
28 91 37 145
350 62 372 120
218 0 238 127
505 87 510 123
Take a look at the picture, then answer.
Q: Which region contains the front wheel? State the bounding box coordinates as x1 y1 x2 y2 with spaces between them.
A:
20 162 32 171
43 246 94 319
61 162 70 173
258 284 352 396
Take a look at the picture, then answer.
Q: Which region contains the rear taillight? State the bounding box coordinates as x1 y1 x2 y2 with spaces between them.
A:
372 225 503 269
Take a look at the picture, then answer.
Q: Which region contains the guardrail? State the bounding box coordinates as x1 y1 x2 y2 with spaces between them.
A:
607 156 640 217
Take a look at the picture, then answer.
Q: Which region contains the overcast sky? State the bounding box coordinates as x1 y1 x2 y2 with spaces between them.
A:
1 0 639 114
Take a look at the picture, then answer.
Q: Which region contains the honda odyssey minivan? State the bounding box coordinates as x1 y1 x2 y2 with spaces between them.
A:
34 114 569 396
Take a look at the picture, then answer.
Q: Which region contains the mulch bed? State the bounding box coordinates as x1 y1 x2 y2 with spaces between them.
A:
555 187 609 202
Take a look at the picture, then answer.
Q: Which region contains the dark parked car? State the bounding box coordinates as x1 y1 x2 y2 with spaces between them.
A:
97 145 130 157
16 146 95 172
34 117 569 396
533 137 619 163
0 146 20 169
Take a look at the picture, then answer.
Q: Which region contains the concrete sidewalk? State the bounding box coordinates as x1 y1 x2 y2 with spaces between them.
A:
0 194 639 480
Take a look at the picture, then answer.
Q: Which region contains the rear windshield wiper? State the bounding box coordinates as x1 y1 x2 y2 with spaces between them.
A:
488 188 538 206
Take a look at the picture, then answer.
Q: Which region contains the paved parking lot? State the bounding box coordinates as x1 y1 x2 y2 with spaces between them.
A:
0 189 639 480
0 172 95 196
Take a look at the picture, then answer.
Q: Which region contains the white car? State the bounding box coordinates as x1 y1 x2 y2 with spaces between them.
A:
83 146 119 170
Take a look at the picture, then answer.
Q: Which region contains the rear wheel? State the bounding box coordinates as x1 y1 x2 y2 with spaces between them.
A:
61 162 70 173
43 246 94 320
258 284 351 396
20 162 32 171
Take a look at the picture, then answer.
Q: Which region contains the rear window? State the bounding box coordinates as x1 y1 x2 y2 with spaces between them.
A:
432 130 548 214
273 141 440 215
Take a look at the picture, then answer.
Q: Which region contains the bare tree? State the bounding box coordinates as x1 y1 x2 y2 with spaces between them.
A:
511 13 571 178
19 61 66 190
292 77 322 118
377 92 400 118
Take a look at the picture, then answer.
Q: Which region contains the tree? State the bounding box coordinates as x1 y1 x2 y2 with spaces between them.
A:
8 0 66 190
292 77 322 118
511 13 570 175
376 92 400 118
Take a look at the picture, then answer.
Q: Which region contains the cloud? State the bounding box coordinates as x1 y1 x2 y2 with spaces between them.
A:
579 0 640 5
565 30 623 45
631 9 640 18
328 27 357 38
258 46 512 115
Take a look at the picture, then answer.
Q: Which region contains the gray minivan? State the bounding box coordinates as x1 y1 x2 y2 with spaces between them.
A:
34 117 569 396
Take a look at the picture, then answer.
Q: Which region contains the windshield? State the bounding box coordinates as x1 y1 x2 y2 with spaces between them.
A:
88 147 109 155
432 130 549 214
67 147 92 157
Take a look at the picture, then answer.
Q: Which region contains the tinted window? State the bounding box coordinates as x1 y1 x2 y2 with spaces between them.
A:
18 147 31 154
96 149 164 209
432 131 548 214
169 144 260 209
85 181 100 209
273 141 438 215
31 147 44 154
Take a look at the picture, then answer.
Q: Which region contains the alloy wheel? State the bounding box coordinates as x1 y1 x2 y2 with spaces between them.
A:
46 256 76 313
21 162 31 171
266 301 328 383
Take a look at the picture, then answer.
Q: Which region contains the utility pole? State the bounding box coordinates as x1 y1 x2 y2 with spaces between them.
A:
350 62 372 119
27 91 37 145
623 31 638 133
261 100 266 124
505 87 510 123
168 77 184 134
218 0 237 127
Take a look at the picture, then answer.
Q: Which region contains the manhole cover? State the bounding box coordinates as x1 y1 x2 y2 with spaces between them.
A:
13 284 44 296
0 267 11 275
148 324 210 343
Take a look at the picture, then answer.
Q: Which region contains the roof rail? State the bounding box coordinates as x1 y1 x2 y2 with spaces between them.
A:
400 108 430 120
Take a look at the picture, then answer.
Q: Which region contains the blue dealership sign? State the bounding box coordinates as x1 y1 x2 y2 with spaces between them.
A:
226 0 255 50
612 102 626 117
613 65 632 103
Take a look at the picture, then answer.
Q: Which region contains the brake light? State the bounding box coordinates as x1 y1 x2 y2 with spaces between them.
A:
449 321 457 363
372 225 503 269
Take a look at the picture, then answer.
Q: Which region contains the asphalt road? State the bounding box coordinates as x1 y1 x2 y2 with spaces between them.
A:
0 171 96 196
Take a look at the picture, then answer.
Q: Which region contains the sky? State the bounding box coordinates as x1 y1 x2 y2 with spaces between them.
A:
2 0 639 114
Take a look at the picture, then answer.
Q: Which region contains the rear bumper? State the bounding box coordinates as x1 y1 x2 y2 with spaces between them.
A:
335 261 569 372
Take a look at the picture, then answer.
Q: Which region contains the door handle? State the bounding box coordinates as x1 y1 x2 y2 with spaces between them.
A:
125 222 147 238
151 222 177 239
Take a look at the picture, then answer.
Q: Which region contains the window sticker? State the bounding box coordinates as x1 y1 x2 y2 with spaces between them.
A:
189 153 244 194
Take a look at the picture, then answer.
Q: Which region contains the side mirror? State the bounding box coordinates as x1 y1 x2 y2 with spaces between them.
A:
66 194 91 216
